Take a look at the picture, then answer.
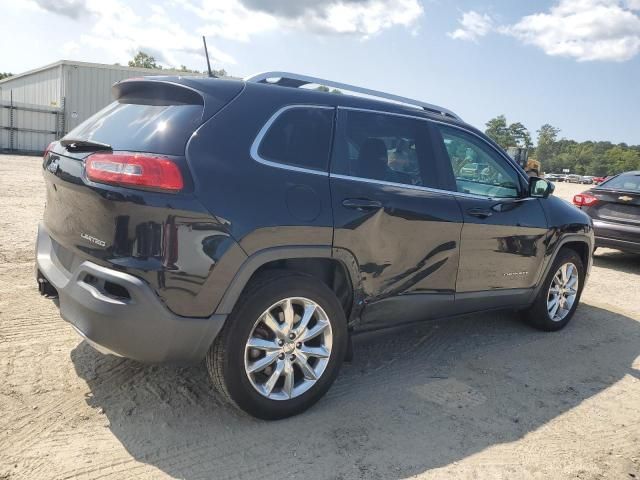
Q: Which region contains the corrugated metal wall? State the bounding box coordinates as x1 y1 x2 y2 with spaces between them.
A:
0 61 200 152
0 101 61 152
0 111 7 150
0 66 62 108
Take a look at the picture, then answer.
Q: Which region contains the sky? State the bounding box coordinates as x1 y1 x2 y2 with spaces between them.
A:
1 0 639 145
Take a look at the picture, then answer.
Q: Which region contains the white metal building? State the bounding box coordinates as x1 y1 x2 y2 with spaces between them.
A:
0 60 205 153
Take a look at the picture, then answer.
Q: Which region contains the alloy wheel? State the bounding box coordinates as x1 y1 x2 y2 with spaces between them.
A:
547 262 579 322
244 297 333 400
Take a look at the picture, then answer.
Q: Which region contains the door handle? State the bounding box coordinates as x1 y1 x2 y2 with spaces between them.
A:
342 198 383 211
467 208 493 219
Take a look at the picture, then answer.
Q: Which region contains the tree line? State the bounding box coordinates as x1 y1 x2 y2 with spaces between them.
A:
485 115 640 176
125 51 227 77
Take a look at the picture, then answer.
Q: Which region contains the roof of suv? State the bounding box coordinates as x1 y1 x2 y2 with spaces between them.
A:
121 75 473 133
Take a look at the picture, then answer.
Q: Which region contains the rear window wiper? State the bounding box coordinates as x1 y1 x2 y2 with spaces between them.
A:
61 138 113 152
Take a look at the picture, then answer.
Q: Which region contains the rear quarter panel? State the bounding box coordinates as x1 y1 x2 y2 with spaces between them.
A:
185 85 334 256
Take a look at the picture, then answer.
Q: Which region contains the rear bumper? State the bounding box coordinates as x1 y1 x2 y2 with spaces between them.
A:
36 223 226 363
593 220 640 254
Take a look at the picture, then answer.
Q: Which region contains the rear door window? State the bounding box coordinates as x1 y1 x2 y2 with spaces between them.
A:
65 89 204 156
331 110 433 187
257 107 334 172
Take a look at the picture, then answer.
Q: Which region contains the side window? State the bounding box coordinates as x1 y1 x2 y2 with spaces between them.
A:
332 110 432 187
436 125 521 198
258 107 334 171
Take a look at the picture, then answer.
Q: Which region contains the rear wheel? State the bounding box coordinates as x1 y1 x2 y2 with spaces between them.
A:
523 248 585 331
207 272 347 419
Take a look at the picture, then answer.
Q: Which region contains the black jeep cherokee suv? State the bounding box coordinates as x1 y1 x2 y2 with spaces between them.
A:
36 72 593 419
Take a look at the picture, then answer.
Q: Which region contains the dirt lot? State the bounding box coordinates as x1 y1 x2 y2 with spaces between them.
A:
0 154 638 480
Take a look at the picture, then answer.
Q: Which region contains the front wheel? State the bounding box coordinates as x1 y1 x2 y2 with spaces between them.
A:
207 272 348 419
523 248 585 331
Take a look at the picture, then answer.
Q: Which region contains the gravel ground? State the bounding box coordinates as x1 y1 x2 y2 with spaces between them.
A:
0 155 638 480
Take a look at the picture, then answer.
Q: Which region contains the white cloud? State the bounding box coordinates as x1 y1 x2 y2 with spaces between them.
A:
181 0 424 40
175 0 278 42
448 11 493 42
72 0 235 67
503 0 640 62
304 0 424 37
32 0 91 19
62 41 80 56
27 0 424 70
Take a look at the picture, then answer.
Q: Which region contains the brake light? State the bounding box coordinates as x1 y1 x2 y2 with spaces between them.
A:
85 153 183 192
43 141 55 160
573 193 598 207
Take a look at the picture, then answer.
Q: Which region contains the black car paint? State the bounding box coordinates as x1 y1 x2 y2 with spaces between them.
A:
576 178 640 253
38 76 594 362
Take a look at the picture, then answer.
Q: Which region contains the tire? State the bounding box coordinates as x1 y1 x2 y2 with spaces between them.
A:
523 248 585 331
207 271 348 420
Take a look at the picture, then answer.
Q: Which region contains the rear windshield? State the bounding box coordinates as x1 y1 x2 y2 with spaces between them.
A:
65 96 204 156
600 173 640 192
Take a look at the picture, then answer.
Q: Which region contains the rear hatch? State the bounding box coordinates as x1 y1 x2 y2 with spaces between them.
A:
590 190 640 225
587 173 640 231
42 77 243 269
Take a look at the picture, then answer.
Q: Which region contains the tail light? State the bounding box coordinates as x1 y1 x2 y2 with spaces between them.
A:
43 141 55 160
85 153 183 192
573 193 598 207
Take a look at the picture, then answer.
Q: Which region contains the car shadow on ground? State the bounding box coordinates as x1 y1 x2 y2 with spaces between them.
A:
71 303 640 479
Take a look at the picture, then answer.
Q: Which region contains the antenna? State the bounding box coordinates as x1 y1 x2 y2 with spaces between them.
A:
202 36 215 78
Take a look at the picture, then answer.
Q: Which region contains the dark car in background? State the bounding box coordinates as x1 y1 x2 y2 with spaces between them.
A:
574 171 640 254
580 176 595 184
36 72 594 419
566 174 582 183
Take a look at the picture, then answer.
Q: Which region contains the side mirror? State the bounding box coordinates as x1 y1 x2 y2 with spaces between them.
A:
529 177 554 198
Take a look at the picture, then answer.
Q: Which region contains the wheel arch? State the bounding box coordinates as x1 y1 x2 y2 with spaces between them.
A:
532 234 593 300
561 240 591 269
214 246 361 322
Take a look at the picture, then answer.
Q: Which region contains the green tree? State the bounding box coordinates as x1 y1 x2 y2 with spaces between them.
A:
0 72 12 80
178 65 227 76
485 115 515 148
486 116 640 175
485 116 533 149
128 52 161 69
535 124 561 164
605 146 640 173
508 122 532 148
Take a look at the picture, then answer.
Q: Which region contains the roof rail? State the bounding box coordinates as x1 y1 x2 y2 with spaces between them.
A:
244 71 461 121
